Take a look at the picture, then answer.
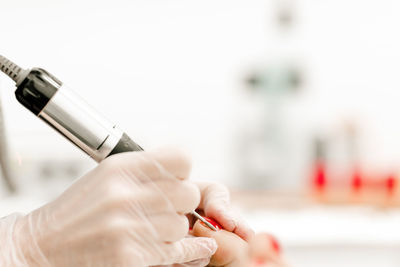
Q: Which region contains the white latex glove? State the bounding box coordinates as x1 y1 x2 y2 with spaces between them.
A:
194 181 255 242
154 182 255 267
0 149 217 267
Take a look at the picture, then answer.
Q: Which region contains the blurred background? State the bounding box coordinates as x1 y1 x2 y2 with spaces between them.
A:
2 0 400 266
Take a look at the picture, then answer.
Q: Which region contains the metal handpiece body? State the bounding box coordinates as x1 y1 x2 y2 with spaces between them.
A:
14 67 143 161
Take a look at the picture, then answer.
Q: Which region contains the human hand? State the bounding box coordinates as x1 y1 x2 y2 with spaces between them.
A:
192 182 255 242
191 217 248 267
0 149 217 267
248 233 286 267
156 182 256 267
192 218 286 267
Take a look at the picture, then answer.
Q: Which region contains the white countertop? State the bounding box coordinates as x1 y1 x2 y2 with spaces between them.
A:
244 206 400 267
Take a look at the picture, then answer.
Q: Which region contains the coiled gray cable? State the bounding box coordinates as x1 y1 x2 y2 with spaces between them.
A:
0 55 27 86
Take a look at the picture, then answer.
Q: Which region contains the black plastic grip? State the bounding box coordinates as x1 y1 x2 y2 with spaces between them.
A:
15 68 61 115
107 133 144 157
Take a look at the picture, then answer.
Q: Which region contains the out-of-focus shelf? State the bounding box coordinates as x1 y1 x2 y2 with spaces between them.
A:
230 189 400 210
230 190 400 267
231 189 313 210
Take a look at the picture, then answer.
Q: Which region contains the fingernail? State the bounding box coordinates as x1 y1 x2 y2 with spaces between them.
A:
200 217 222 230
269 235 281 254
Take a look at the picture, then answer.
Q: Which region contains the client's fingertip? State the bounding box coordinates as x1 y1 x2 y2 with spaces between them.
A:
192 219 214 238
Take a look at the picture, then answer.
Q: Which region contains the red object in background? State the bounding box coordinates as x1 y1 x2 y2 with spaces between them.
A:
202 217 223 230
351 169 362 193
312 161 326 191
386 174 396 196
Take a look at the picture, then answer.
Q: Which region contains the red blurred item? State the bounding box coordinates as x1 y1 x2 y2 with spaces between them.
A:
386 175 396 196
201 217 223 230
351 169 362 193
312 161 326 191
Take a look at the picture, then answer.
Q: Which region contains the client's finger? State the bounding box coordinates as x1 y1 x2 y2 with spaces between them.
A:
249 233 286 267
195 181 255 241
192 218 248 267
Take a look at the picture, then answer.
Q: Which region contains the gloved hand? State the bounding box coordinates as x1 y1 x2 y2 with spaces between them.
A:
154 182 255 267
194 181 255 242
0 149 217 267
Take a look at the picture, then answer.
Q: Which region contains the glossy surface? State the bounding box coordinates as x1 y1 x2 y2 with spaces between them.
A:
201 217 223 230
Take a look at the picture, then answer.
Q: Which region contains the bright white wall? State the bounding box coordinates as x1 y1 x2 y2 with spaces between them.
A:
1 0 400 187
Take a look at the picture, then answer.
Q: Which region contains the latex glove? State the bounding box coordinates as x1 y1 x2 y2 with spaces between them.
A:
154 182 255 267
0 149 217 267
193 181 255 242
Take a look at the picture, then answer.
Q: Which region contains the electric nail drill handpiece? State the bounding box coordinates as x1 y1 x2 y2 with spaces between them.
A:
0 55 217 231
0 55 143 162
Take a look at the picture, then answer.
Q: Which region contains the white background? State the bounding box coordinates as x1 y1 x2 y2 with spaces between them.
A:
1 0 400 186
2 1 400 266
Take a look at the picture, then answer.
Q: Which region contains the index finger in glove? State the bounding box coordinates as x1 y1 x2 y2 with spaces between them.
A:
149 147 192 180
133 180 200 215
102 148 192 183
150 258 210 267
146 237 217 266
196 182 255 242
